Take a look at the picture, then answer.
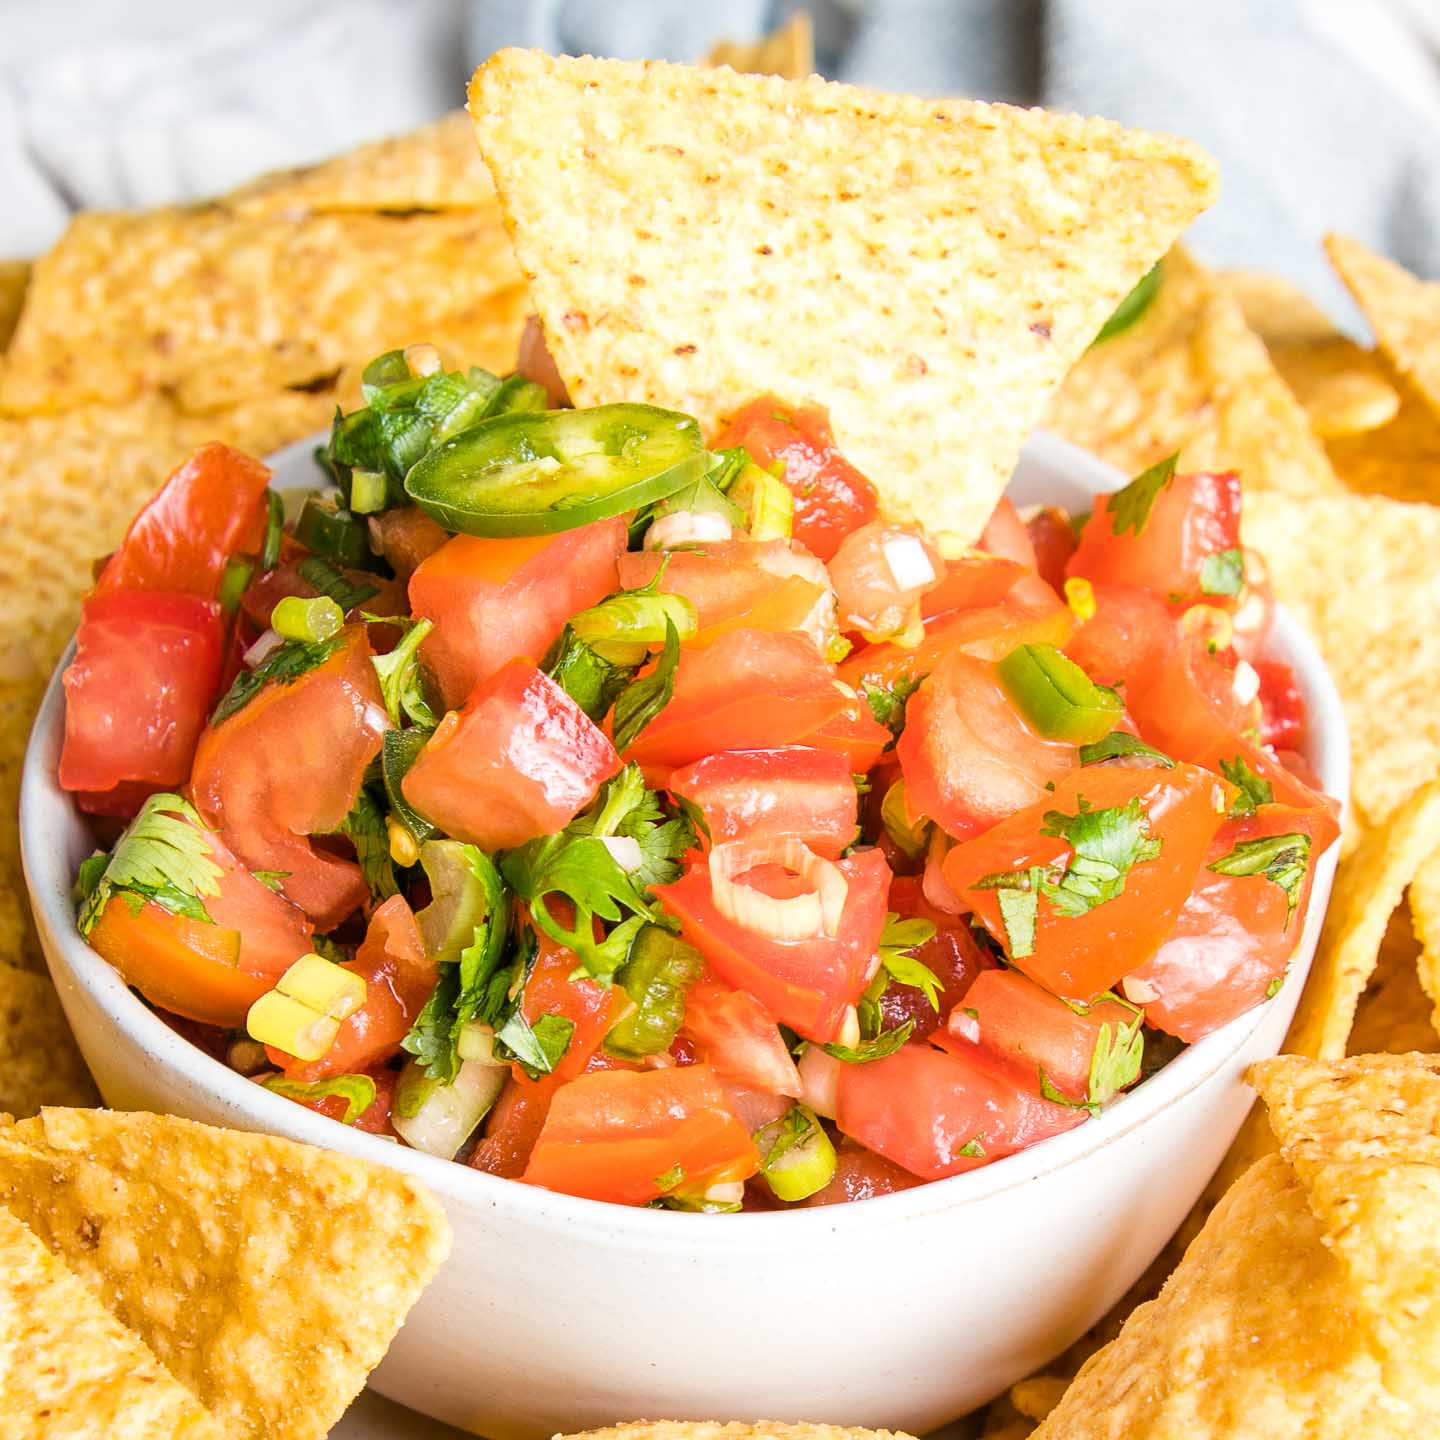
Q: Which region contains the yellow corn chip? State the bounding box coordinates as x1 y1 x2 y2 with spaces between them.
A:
1252 1052 1440 1411
0 258 29 353
1242 491 1440 829
0 1205 223 1439
559 1428 915 1440
1031 1153 1420 1438
1215 266 1338 346
1406 849 1440 1037
1327 233 1440 425
470 50 1217 544
704 12 815 79
1348 901 1440 1056
0 1108 451 1440
228 111 498 216
1325 366 1440 504
0 962 97 1118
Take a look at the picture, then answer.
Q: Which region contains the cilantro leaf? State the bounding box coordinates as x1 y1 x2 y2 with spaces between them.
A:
610 617 680 754
212 633 347 726
544 625 634 722
877 913 942 1010
1220 754 1274 817
863 673 925 745
1078 731 1175 768
1105 454 1178 539
381 728 439 844
996 884 1039 959
1199 547 1245 597
371 617 438 729
1091 260 1163 347
297 555 380 613
260 1073 377 1125
1038 797 1163 917
252 869 289 892
1087 1006 1145 1107
335 788 398 901
957 1134 987 1159
496 1010 575 1081
822 1019 914 1064
1209 832 1312 924
77 793 223 935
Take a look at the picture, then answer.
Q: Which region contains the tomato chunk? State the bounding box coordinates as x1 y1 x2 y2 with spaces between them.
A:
1068 470 1242 609
1126 636 1258 764
1063 585 1174 693
944 763 1228 999
656 847 891 1042
1256 659 1307 752
60 591 223 805
1025 507 1079 592
523 1065 760 1205
798 1137 923 1206
668 747 857 859
898 651 1077 841
921 553 1025 621
835 1041 1086 1180
713 397 879 560
680 973 803 1097
190 626 387 930
403 659 620 850
410 517 624 709
977 498 1038 569
94 443 272 598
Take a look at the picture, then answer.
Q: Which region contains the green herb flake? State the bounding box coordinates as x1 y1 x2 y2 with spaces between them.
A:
996 885 1039 959
653 1163 686 1195
957 1134 987 1159
212 633 346 726
1209 832 1312 924
610 617 681 754
1219 755 1275 818
1038 797 1163 917
371 617 438 729
863 673 926 744
1199 547 1245 597
822 1019 915 1065
877 913 942 1010
1105 454 1178 539
1087 1008 1145 1107
260 1073 377 1125
335 788 398 902
1078 731 1175 769
297 555 380 613
496 1009 576 1081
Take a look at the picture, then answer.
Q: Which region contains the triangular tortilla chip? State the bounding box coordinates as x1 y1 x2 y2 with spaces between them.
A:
1347 900 1440 1057
0 961 98 1117
0 1204 223 1438
704 12 815 79
1252 1053 1440 1413
1327 233 1440 426
469 49 1217 543
0 1109 450 1440
1325 364 1440 504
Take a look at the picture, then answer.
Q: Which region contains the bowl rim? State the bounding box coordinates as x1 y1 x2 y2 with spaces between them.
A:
19 428 1350 1246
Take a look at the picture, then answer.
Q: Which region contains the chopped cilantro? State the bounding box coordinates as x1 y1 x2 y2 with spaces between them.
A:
995 883 1040 960
1199 547 1245 597
371 617 438 729
1091 260 1163 347
1209 832 1312 924
1078 731 1175 768
1106 454 1178 538
252 869 290 892
1219 755 1274 817
260 1073 377 1125
496 1009 575 1081
822 1019 914 1064
1265 974 1286 999
863 673 925 744
212 633 346 726
877 913 942 1010
957 1134 987 1159
1037 797 1162 917
544 625 634 722
1087 1005 1145 1107
297 555 379 613
335 788 397 901
610 618 681 754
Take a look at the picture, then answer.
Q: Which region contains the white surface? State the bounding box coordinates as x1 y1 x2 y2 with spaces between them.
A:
21 430 1348 1440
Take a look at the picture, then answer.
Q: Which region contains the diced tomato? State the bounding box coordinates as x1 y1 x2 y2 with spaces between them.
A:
834 1041 1087 1180
402 659 620 850
957 968 1137 1104
367 507 449 579
190 625 387 930
514 928 623 1086
1025 507 1079 592
944 763 1227 999
897 651 1077 841
60 591 223 806
517 315 572 407
1067 471 1242 610
1127 804 1339 1041
841 593 1074 694
681 973 803 1097
805 703 891 775
921 553 1026 621
977 498 1038 569
618 541 822 634
1063 585 1174 692
1255 660 1307 752
198 824 314 978
523 1065 760 1204
713 397 879 560
624 629 850 775
668 747 857 858
275 896 438 1081
881 876 995 1040
94 444 272 599
656 847 891 1042
410 517 625 710
800 1136 924 1206
1126 636 1258 764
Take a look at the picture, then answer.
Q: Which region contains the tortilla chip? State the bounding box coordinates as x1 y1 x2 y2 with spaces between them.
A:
704 12 815 79
1215 267 1338 347
0 258 29 352
0 962 98 1117
1251 1052 1440 1411
1406 850 1440 1036
1327 233 1440 426
1348 900 1440 1056
1242 491 1440 830
1031 1153 1420 1438
470 50 1217 544
0 1108 451 1440
1324 365 1440 504
0 1204 223 1438
0 207 520 415
228 111 499 216
559 1428 915 1440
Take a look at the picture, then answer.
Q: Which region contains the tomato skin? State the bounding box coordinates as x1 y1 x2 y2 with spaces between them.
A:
410 517 625 710
190 625 387 931
958 969 1136 1103
714 397 879 560
799 1137 923 1206
60 591 223 804
403 659 620 851
978 498 1038 569
1255 660 1307 752
1068 471 1242 608
1064 585 1175 692
94 443 272 599
367 507 449 580
680 973 803 1097
898 651 1077 841
944 763 1228 1000
88 897 262 1028
668 747 857 859
624 629 849 775
655 847 892 1043
805 704 891 775
835 1040 1086 1180
276 896 438 1081
1128 805 1338 1041
522 1064 760 1205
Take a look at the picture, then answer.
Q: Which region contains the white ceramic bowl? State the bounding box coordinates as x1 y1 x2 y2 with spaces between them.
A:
21 432 1347 1439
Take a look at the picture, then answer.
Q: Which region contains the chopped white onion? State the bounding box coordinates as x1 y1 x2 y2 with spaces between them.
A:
703 1181 746 1206
798 1045 842 1120
243 628 284 669
949 1009 981 1045
1121 976 1159 1005
391 1058 506 1161
456 1020 504 1066
644 510 734 550
403 342 443 377
600 835 646 872
882 535 937 592
836 1005 861 1049
1231 659 1261 707
709 838 848 941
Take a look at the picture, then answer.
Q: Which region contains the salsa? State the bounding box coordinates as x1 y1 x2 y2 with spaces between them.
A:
62 343 1339 1211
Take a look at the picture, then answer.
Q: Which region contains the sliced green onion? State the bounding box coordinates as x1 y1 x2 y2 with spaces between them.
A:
218 557 254 617
605 924 704 1059
996 643 1123 744
730 461 794 541
260 489 285 571
880 779 928 860
755 1104 837 1202
271 594 344 643
391 1056 506 1160
294 493 375 569
349 468 388 515
415 840 505 966
570 591 698 647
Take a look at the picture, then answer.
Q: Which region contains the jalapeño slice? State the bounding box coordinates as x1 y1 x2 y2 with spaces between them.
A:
404 404 706 537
